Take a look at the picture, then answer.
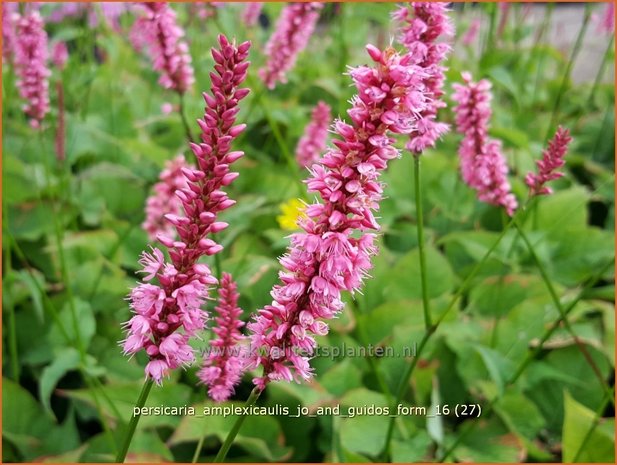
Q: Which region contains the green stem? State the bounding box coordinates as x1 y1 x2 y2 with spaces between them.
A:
514 222 612 401
381 215 516 460
116 378 154 463
179 92 195 143
414 157 432 330
546 4 591 141
483 3 498 56
438 258 615 462
3 213 20 381
588 34 614 108
382 325 435 460
572 387 614 462
336 4 349 117
88 224 136 300
213 386 262 462
529 3 553 104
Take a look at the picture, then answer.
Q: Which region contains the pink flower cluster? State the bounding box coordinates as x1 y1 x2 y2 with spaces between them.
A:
13 11 51 129
122 35 251 385
259 2 323 89
295 101 331 168
594 2 614 34
394 2 454 154
452 72 518 216
48 3 130 31
131 2 195 94
2 4 16 63
248 44 429 390
198 273 246 402
191 2 225 20
142 155 191 241
462 18 481 46
242 2 263 27
51 41 68 70
526 126 572 196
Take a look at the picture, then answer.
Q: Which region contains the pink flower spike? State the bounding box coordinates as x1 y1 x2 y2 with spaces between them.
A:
198 273 246 402
130 2 195 94
2 4 17 63
242 2 263 27
452 72 518 216
463 18 481 46
13 11 51 129
259 2 323 89
526 126 572 197
248 44 429 391
594 2 614 35
122 36 251 385
142 155 191 241
296 101 331 168
51 41 68 70
394 2 454 155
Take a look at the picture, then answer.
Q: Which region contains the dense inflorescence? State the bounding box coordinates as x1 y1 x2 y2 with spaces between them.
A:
248 44 430 390
13 11 51 128
131 2 195 94
122 35 251 385
296 101 332 168
526 126 572 197
452 72 518 216
198 273 246 402
259 2 323 89
394 2 454 154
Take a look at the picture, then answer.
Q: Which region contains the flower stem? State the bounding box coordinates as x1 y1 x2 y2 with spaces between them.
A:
546 4 591 141
179 92 195 143
381 214 516 460
213 386 262 462
116 378 154 463
514 222 612 401
587 33 615 108
438 258 615 462
414 156 432 330
3 211 20 381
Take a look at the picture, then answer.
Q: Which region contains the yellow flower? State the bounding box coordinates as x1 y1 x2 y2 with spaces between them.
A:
276 198 307 231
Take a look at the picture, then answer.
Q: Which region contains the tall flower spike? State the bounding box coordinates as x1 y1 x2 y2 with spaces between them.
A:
242 2 263 27
198 273 246 402
296 101 331 168
248 44 429 390
259 2 323 89
452 72 518 216
526 126 572 197
142 155 191 241
594 2 614 35
2 4 17 63
462 18 481 47
51 41 68 70
130 2 195 94
122 35 251 385
14 11 51 129
394 2 454 154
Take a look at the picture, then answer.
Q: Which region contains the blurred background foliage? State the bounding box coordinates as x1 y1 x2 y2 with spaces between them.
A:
2 2 615 463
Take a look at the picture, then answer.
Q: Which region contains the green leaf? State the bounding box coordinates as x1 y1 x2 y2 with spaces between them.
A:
384 246 454 300
39 348 81 419
562 390 614 462
473 345 515 397
494 390 546 440
48 298 96 350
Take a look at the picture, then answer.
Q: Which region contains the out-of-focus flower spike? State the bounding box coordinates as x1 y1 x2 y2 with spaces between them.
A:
525 126 572 197
259 2 323 89
296 101 331 168
198 273 246 402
